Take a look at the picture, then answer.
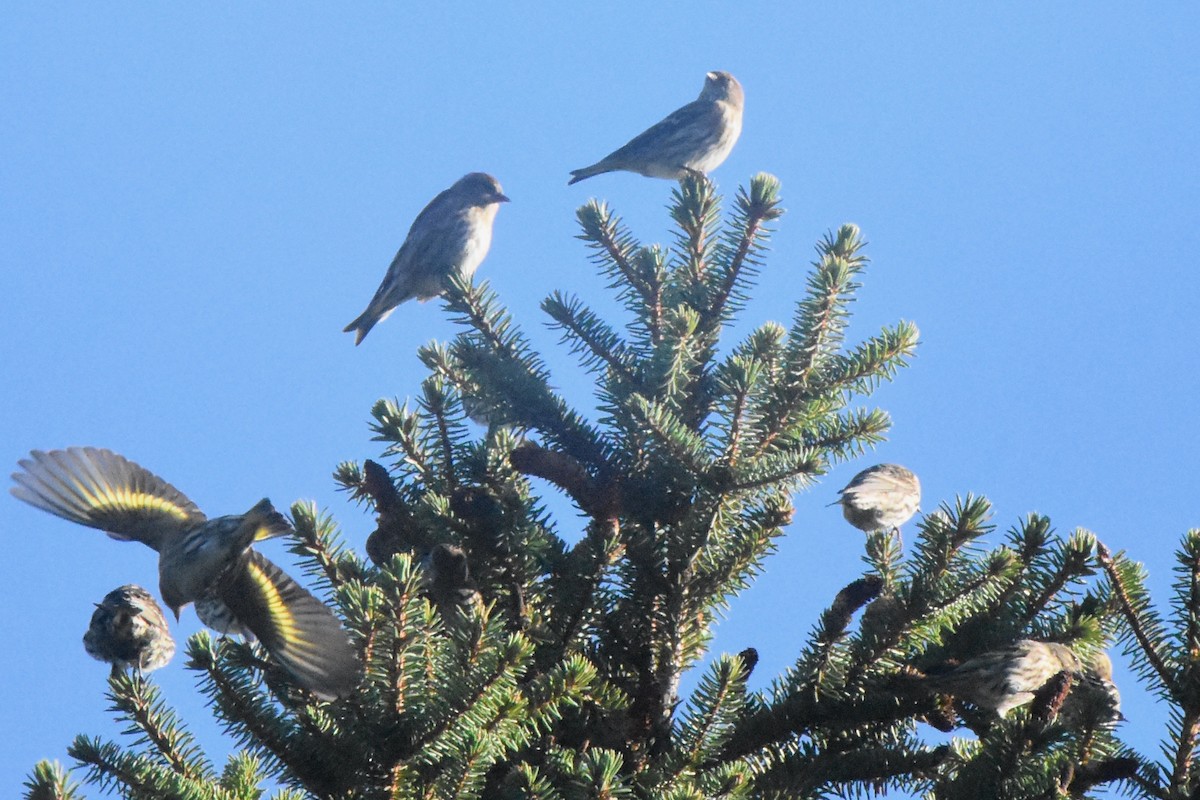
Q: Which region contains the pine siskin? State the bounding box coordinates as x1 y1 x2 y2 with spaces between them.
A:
419 543 481 610
568 71 744 185
83 584 175 675
12 447 360 699
1060 651 1122 729
918 640 1084 716
344 172 510 345
834 463 921 533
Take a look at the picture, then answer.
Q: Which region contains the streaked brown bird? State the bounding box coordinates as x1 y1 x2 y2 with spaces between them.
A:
916 640 1088 717
834 463 921 533
12 447 360 699
84 584 175 675
568 71 744 185
1060 651 1122 728
344 172 510 345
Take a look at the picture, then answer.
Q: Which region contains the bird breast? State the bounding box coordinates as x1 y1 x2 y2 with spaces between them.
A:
158 520 246 610
687 101 742 173
458 205 498 279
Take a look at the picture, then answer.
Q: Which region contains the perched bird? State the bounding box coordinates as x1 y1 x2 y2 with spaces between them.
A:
568 71 744 185
915 640 1089 717
84 584 175 675
344 172 510 344
1060 651 1123 729
834 463 921 533
12 447 360 699
419 543 481 610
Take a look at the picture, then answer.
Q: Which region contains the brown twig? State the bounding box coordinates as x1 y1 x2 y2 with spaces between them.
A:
510 442 619 520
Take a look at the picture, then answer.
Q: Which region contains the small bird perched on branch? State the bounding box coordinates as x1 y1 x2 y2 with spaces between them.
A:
834 463 921 534
1060 651 1122 728
912 639 1120 725
568 71 744 185
344 172 510 345
12 447 360 699
419 543 481 611
84 584 175 675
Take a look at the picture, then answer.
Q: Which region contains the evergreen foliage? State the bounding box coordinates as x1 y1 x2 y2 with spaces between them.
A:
20 175 1195 799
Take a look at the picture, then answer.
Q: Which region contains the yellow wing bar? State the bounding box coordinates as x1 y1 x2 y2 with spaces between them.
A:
218 550 360 700
11 447 205 550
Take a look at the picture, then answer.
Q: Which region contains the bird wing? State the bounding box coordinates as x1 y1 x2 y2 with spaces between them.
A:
217 550 361 700
840 466 914 498
601 99 722 167
397 193 474 291
358 189 472 312
11 447 205 550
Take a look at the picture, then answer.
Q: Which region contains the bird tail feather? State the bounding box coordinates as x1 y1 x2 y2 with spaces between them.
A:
343 311 378 346
567 163 612 185
240 498 292 542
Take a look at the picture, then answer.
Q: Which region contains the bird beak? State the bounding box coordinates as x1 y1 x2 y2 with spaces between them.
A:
494 192 511 204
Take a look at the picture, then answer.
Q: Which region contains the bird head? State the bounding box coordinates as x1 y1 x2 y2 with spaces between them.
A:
454 172 510 206
1088 651 1114 682
701 71 744 107
159 585 185 621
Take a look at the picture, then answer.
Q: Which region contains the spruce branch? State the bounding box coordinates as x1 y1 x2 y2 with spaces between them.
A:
797 576 886 698
370 398 435 484
823 320 920 394
188 636 342 796
785 223 866 378
106 673 212 782
547 517 623 660
689 493 792 616
66 737 178 800
1169 708 1200 795
420 377 464 492
288 502 365 591
626 393 712 473
670 173 722 297
542 291 642 388
1011 528 1096 632
1097 542 1177 697
721 449 822 493
698 173 783 332
672 654 752 773
643 305 704 413
1063 757 1144 797
575 200 663 341
439 279 613 470
713 355 760 468
23 761 84 800
753 741 951 798
749 224 873 459
411 630 533 768
800 407 892 463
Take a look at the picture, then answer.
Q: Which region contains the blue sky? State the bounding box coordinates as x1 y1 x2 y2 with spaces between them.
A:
2 5 1197 795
